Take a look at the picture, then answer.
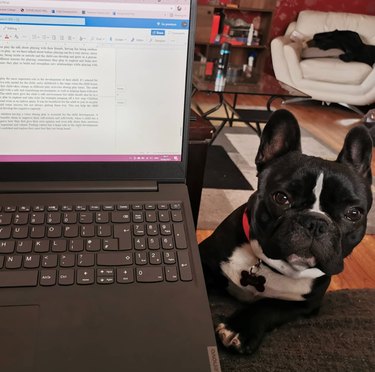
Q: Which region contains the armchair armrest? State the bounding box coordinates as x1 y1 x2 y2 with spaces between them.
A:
284 42 304 82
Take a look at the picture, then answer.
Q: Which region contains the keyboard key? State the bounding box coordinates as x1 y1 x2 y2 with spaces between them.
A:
134 237 146 250
132 212 144 222
24 255 40 269
5 255 22 269
0 240 15 253
79 212 93 224
173 223 187 249
64 225 79 238
96 212 109 223
97 252 132 266
47 212 61 224
135 252 147 265
112 211 130 223
77 268 94 285
145 211 157 223
13 226 28 239
97 277 114 284
47 225 62 238
86 239 101 252
16 240 32 253
163 251 176 265
160 224 172 236
117 204 130 211
158 211 170 222
113 224 132 250
81 225 95 237
161 237 173 250
177 250 192 281
69 239 83 252
133 224 145 236
34 240 50 253
30 212 45 225
0 226 11 239
42 254 58 268
58 269 75 285
78 253 95 267
136 267 163 283
117 268 134 283
13 213 28 225
0 213 12 225
170 203 182 210
97 268 114 276
146 223 158 236
0 270 38 287
97 225 111 237
103 238 118 251
165 266 178 282
148 237 160 250
51 240 67 252
40 270 57 286
4 206 16 212
171 210 183 222
63 212 77 224
149 251 161 265
60 254 75 267
30 226 45 239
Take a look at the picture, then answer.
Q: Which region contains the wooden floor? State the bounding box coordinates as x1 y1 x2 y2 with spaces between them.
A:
194 92 375 291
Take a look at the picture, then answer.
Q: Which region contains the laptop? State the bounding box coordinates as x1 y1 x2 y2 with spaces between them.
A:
0 1 221 371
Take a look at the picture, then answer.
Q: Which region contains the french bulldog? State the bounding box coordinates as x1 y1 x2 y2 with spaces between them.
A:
199 109 373 354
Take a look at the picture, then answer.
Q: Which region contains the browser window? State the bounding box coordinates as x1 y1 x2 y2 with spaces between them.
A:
0 0 191 162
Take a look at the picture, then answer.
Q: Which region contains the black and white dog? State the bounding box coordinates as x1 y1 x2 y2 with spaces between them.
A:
199 109 372 354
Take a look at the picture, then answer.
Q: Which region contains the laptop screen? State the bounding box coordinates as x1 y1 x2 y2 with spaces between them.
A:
0 0 192 165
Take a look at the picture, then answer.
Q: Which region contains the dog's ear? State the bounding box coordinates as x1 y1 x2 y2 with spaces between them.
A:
336 125 372 183
255 109 301 172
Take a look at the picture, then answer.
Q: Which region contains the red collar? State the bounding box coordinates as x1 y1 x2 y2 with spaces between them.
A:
242 208 250 241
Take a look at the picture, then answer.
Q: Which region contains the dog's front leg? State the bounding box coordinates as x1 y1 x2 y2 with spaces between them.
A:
216 298 320 354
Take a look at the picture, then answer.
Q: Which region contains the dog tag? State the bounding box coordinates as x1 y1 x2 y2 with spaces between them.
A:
240 270 266 292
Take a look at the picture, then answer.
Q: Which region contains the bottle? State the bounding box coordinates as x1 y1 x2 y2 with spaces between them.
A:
247 23 254 46
214 42 231 91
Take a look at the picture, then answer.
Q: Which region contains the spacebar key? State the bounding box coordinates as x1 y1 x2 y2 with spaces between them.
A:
0 271 38 287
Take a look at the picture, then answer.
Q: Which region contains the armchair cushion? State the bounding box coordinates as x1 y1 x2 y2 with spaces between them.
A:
300 58 372 84
301 47 343 59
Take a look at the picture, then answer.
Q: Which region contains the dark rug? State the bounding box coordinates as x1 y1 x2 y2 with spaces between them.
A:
210 289 375 371
203 145 252 190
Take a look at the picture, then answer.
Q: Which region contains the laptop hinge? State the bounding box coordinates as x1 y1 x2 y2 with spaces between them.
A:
0 181 158 193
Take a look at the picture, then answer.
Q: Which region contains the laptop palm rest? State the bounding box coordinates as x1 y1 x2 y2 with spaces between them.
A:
0 305 39 372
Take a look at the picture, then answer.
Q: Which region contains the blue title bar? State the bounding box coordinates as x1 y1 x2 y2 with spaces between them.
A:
0 14 189 29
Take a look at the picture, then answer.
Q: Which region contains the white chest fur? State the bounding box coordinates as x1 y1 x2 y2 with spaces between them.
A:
220 241 322 302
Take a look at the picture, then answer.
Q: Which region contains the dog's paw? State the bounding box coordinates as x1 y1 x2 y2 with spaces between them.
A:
216 323 242 352
215 321 263 354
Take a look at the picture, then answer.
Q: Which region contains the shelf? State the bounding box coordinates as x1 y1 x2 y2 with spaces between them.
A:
195 42 267 49
195 1 277 81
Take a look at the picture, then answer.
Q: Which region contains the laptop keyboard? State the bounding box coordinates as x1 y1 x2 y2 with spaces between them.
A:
0 202 193 287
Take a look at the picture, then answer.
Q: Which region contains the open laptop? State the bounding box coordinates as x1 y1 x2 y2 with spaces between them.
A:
0 1 221 371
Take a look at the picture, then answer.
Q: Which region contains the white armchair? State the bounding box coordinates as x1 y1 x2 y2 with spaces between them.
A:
271 10 375 112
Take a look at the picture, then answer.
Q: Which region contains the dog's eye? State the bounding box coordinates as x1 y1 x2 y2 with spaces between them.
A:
344 208 362 222
273 192 290 206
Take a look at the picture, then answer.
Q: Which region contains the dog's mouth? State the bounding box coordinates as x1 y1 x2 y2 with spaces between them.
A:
286 254 317 271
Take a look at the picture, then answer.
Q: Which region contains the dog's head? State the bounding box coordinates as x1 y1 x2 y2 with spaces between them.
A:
249 109 372 275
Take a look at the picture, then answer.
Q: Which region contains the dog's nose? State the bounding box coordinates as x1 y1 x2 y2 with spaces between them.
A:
301 215 329 237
